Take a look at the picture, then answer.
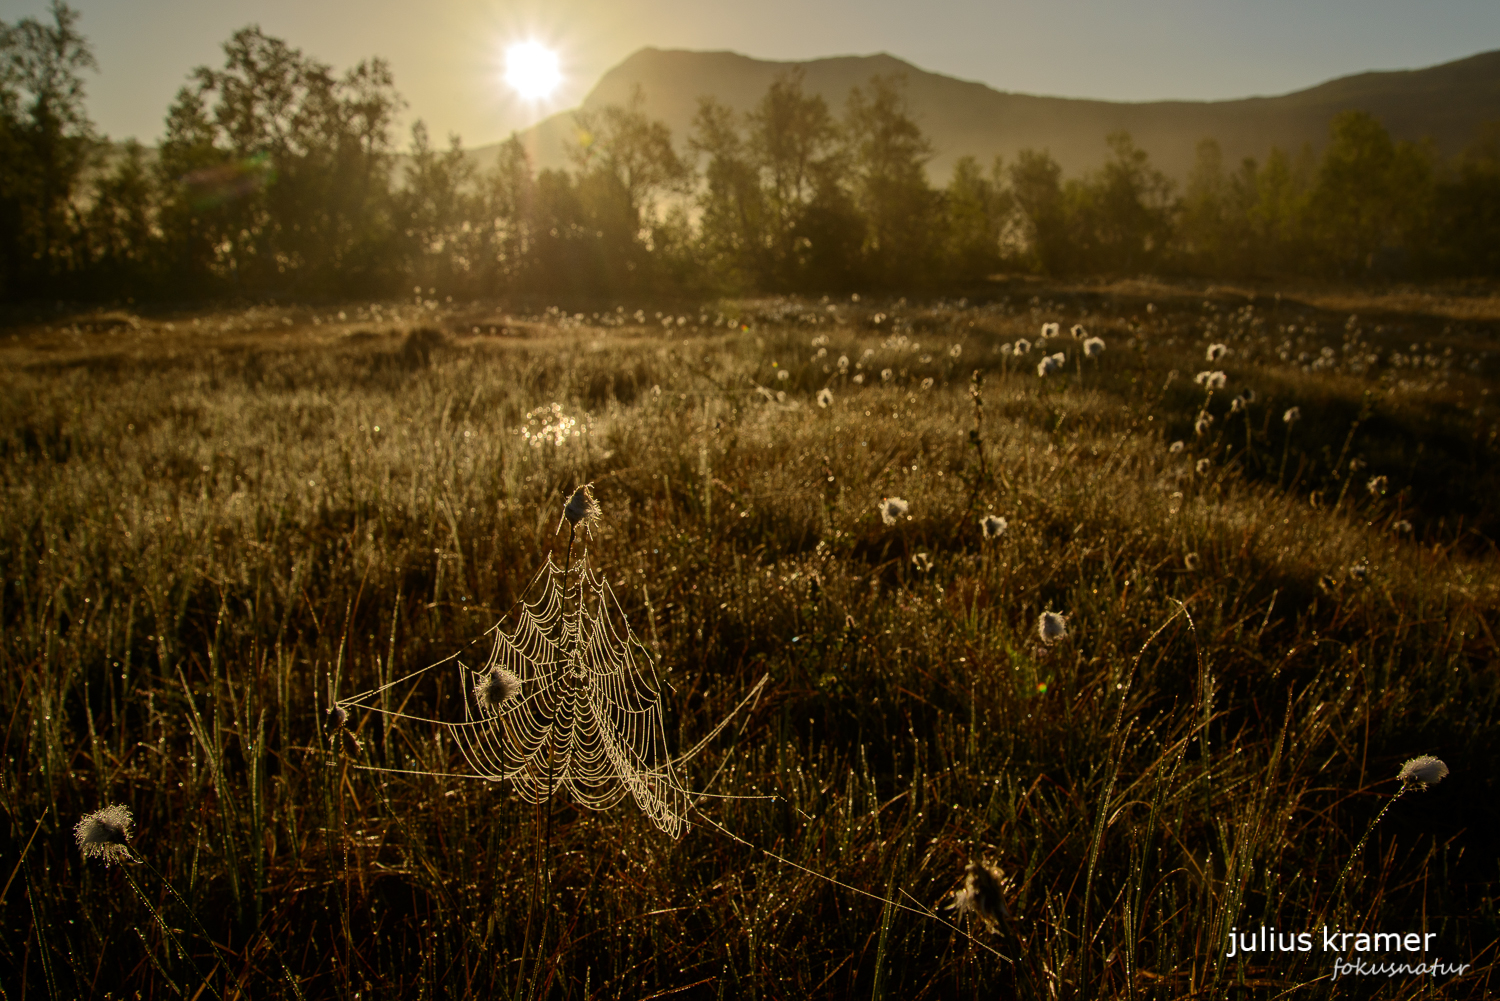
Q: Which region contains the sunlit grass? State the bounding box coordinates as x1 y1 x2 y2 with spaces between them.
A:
2 283 1498 998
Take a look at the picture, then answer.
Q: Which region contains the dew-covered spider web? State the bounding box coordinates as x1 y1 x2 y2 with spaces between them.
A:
337 548 766 840
458 554 690 837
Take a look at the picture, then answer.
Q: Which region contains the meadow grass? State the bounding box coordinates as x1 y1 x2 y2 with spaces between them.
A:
1 281 1498 998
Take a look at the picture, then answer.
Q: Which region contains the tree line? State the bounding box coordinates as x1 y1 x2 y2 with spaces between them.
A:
4 3 1500 303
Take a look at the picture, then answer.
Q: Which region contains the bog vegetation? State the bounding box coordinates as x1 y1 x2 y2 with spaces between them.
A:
4 5 1500 305
4 4 1500 1000
2 280 1499 998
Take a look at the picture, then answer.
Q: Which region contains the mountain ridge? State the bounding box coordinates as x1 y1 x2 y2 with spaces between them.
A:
495 46 1500 184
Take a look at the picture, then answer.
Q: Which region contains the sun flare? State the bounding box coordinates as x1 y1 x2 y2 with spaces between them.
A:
504 41 561 101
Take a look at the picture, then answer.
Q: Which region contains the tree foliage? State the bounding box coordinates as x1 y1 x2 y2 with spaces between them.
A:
6 12 1500 304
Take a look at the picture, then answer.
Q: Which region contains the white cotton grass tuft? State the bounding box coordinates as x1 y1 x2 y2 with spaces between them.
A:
949 343 962 358
1393 519 1413 534
1195 458 1212 475
1398 755 1448 790
1206 343 1229 362
878 496 909 525
1194 370 1227 390
1041 322 1060 339
911 552 933 572
1366 475 1388 497
980 514 1008 539
777 369 790 382
1169 440 1184 453
837 354 849 372
920 377 935 390
75 804 133 865
1037 611 1068 643
1070 324 1087 340
475 667 522 714
1195 413 1214 436
1283 406 1301 424
1013 338 1032 355
853 373 865 384
817 387 834 408
1037 352 1066 376
1083 336 1105 358
881 368 894 382
1184 552 1199 571
563 484 601 528
945 861 1010 932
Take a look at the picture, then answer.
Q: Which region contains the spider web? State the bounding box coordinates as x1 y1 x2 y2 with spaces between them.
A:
453 554 690 837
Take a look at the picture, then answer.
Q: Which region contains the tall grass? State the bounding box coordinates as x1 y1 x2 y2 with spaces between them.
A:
1 286 1497 998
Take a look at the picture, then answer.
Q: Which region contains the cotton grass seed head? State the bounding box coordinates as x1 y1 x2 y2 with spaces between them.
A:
881 368 893 382
911 552 933 572
1195 458 1211 475
1013 338 1031 355
1038 611 1068 643
1184 552 1199 571
980 514 1008 539
878 496 909 525
563 484 601 527
1398 755 1448 790
817 388 834 408
75 804 133 865
945 861 1010 932
1083 336 1105 357
475 667 522 714
1041 322 1059 339
948 343 961 358
1283 406 1301 424
1071 324 1086 340
1195 413 1214 436
1206 343 1228 362
1367 475 1388 497
1169 440 1184 453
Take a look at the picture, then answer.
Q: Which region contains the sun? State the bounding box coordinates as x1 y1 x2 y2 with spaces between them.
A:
504 41 561 101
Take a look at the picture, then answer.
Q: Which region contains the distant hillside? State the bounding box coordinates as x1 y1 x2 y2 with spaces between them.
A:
490 47 1500 183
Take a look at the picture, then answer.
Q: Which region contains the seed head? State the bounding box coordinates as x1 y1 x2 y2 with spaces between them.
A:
881 368 893 382
75 805 133 865
817 388 834 408
920 377 934 390
1070 324 1087 340
948 344 962 358
1398 755 1448 790
911 552 933 573
945 861 1010 932
1196 458 1211 475
878 496 909 525
1366 475 1388 497
1184 552 1199 571
1169 440 1184 453
1037 611 1068 643
1083 336 1105 358
475 667 522 714
1283 406 1301 424
1194 370 1227 390
1195 413 1214 436
1206 343 1229 362
1041 322 1060 339
1013 339 1031 355
980 514 1008 539
942 864 1014 930
563 484 601 527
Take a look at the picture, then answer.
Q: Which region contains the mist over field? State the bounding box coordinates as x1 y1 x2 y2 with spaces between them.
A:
3 4 1500 999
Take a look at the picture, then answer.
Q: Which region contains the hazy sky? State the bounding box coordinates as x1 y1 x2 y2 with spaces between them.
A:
4 0 1498 147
